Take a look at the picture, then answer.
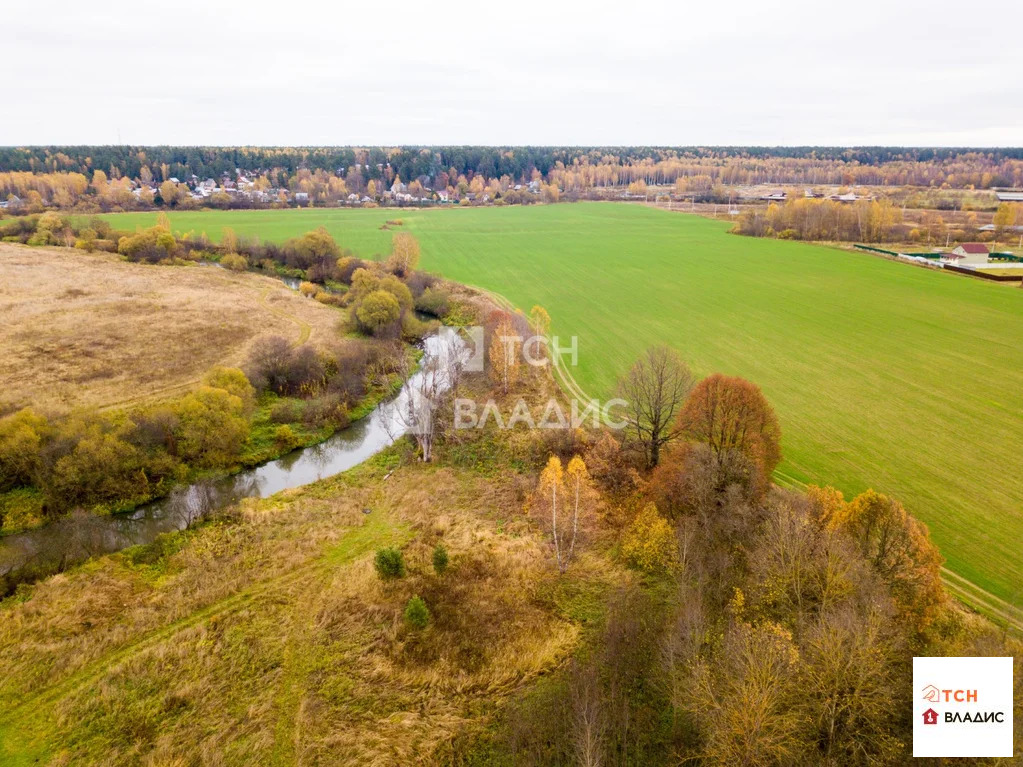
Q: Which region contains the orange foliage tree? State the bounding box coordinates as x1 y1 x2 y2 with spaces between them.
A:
677 374 781 485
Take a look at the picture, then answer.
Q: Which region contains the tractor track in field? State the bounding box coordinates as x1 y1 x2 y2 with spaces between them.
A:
94 284 312 413
0 512 406 762
0 553 330 732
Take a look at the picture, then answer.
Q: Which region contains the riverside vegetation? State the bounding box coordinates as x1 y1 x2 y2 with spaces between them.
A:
0 220 484 548
70 204 1023 614
0 300 1019 765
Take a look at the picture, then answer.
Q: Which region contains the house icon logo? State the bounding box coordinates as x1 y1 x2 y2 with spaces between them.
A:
923 708 939 725
921 684 940 702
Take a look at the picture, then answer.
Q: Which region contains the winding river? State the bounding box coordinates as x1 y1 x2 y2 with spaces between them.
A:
0 327 465 590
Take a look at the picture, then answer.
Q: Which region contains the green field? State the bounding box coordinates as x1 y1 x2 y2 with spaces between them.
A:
95 204 1023 612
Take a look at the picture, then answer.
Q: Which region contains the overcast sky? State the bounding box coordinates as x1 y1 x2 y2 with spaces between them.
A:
5 0 1021 146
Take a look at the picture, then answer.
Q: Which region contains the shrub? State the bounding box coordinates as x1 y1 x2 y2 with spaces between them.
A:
269 399 303 424
302 394 349 430
273 424 301 451
118 226 177 263
621 503 676 573
415 286 450 317
299 280 318 297
314 291 344 306
245 337 324 397
0 408 47 491
432 544 449 575
401 312 436 341
202 367 255 414
335 256 365 284
356 290 401 334
174 387 249 468
282 227 340 269
220 253 248 271
404 596 430 629
374 547 406 579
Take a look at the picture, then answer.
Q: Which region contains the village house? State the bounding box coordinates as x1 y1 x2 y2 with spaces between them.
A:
942 242 990 266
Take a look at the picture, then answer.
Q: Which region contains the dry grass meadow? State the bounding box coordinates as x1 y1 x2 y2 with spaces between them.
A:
0 243 344 412
0 451 603 765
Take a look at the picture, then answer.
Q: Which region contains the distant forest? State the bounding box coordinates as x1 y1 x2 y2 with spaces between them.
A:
3 145 1023 186
3 146 1023 213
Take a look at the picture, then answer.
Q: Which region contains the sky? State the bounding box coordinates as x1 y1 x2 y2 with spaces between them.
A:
4 0 1021 147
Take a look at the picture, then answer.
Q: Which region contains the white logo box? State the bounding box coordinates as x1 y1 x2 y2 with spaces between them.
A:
913 656 1014 758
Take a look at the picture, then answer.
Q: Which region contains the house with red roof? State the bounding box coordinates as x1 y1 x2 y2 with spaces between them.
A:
942 243 990 266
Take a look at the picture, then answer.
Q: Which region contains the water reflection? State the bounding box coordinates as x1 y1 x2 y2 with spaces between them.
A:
0 328 465 590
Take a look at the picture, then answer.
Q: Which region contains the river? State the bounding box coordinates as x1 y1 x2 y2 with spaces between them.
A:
0 327 466 591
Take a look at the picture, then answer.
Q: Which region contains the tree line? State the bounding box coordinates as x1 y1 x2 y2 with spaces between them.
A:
3 146 1023 213
735 197 1023 244
426 338 1017 764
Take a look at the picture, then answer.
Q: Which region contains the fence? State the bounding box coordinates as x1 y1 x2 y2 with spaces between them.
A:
942 264 1023 282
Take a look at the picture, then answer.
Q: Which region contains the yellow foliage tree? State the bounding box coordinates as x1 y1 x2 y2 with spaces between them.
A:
537 455 566 571
830 489 945 630
387 232 420 275
622 503 676 573
488 315 521 394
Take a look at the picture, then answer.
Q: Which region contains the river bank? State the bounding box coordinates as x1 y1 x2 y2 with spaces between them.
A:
0 328 465 593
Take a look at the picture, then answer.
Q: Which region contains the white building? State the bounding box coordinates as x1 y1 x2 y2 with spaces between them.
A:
944 243 990 266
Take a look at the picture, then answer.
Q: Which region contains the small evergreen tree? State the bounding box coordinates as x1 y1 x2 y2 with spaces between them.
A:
374 547 406 579
432 544 449 575
404 595 430 629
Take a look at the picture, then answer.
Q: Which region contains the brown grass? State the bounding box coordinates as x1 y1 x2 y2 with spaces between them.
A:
0 243 345 412
0 455 586 765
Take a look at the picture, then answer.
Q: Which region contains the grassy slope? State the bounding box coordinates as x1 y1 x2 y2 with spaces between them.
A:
95 204 1023 608
0 451 588 764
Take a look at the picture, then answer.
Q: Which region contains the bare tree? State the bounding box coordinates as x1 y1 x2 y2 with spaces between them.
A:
616 345 694 468
570 660 606 767
389 330 467 462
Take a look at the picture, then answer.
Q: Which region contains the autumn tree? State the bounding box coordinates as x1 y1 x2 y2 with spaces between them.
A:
686 621 804 765
0 408 47 491
677 373 781 484
621 503 676 573
387 232 420 276
159 180 181 206
993 202 1019 233
829 489 944 630
221 227 239 254
537 456 565 569
616 345 694 468
174 386 249 468
527 304 551 364
535 455 596 572
529 304 551 338
563 456 593 568
356 290 401 335
488 313 522 394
